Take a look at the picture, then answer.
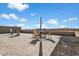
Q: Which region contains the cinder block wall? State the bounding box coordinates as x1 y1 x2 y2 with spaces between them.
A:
0 26 21 34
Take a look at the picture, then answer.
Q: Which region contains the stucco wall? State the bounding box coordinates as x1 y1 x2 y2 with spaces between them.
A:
0 26 21 34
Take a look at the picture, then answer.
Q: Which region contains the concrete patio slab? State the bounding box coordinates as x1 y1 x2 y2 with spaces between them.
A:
0 33 61 56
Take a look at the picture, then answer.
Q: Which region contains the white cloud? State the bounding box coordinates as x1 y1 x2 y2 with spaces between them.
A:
35 24 48 29
20 18 27 22
8 3 29 11
9 13 18 19
48 19 58 25
63 17 78 22
52 25 67 28
59 25 67 28
63 20 66 22
69 17 78 21
17 23 27 29
30 13 36 16
17 23 25 26
0 14 10 19
0 13 19 20
8 24 14 26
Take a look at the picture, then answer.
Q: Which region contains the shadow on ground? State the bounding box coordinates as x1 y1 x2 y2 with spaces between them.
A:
30 36 55 45
9 34 20 38
30 36 55 56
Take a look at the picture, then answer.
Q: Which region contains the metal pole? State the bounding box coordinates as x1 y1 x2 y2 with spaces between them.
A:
39 17 43 56
39 41 43 56
40 17 42 39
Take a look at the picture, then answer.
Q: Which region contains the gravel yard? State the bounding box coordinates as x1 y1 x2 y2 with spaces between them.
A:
50 36 79 56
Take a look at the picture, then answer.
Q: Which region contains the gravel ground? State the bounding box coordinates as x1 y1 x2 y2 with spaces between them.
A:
50 36 79 56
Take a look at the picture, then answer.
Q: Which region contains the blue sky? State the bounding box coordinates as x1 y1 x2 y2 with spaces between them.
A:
0 3 79 29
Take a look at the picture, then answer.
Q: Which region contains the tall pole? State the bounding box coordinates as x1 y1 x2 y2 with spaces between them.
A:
39 17 43 56
40 17 42 39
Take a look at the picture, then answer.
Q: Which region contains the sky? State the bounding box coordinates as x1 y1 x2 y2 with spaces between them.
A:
0 3 79 29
